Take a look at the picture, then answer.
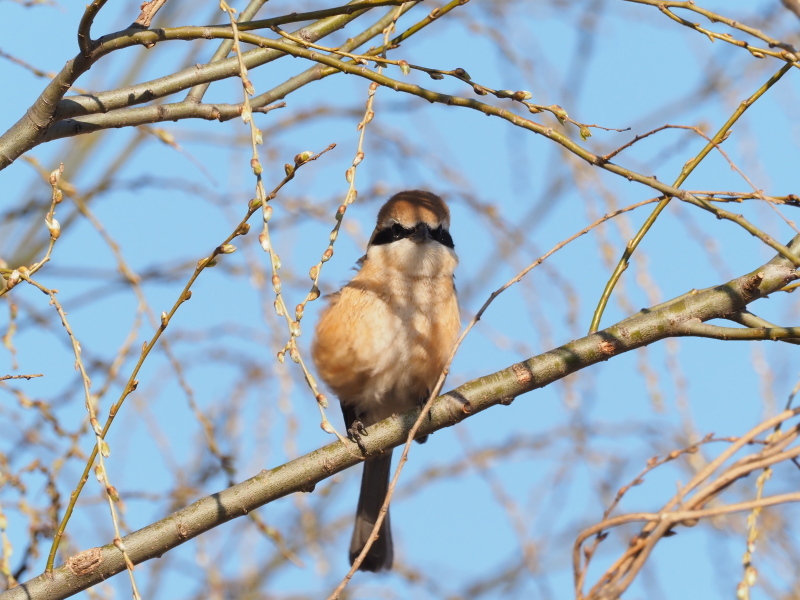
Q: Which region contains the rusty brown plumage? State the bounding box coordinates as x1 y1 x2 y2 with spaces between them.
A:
312 190 459 572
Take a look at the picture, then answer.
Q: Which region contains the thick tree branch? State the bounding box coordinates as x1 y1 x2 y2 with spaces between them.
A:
41 101 279 141
5 235 799 600
0 54 94 169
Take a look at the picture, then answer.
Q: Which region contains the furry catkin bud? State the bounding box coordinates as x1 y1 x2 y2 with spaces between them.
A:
106 485 120 503
259 232 270 252
99 440 111 458
294 151 313 166
46 218 61 240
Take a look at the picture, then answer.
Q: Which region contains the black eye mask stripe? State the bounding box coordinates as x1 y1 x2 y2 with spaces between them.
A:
432 226 455 248
371 223 455 248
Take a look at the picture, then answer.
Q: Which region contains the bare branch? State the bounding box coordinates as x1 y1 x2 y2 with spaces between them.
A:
77 0 110 57
133 0 169 28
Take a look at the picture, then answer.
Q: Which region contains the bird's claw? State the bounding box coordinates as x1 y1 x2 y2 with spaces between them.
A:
348 419 368 455
417 389 434 422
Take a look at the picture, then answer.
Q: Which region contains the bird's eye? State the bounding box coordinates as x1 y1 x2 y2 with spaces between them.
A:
371 223 417 246
430 225 455 249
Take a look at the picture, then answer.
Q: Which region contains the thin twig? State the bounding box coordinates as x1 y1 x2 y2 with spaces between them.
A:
589 62 794 333
133 0 169 28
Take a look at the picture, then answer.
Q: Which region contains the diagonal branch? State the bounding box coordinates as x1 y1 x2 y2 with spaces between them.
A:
5 232 800 600
625 0 800 60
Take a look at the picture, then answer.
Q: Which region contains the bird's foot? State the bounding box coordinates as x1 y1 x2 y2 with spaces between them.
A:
348 419 369 455
415 391 433 444
417 389 435 421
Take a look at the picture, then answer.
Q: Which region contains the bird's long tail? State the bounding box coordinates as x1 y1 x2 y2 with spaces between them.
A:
349 450 393 571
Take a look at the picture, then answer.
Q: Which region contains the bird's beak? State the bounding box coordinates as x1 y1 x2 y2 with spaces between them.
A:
409 223 431 243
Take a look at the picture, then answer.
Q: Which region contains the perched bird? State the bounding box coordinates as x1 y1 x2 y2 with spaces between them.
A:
312 190 460 572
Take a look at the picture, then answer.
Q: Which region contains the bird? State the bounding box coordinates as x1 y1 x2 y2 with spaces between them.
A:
312 190 460 572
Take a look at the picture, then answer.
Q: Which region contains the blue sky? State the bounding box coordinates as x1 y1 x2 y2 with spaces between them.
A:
2 1 800 599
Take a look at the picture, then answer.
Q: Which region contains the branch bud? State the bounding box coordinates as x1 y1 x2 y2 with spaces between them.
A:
550 104 568 125
106 485 120 503
99 439 111 458
5 270 21 290
45 218 61 240
294 150 313 166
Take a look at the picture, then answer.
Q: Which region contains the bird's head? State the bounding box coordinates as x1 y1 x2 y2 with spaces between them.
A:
366 190 457 277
